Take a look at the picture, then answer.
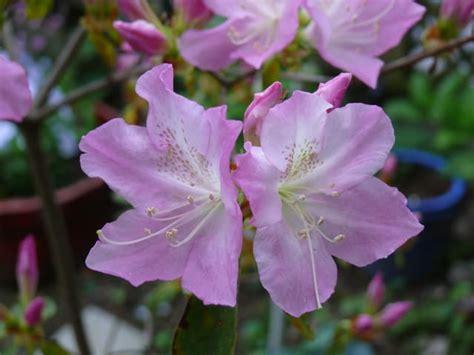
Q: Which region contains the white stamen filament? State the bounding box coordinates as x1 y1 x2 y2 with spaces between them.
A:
347 0 395 30
97 201 215 246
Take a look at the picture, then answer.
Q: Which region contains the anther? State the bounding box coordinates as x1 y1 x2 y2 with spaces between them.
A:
146 207 156 217
165 228 178 240
209 193 215 201
144 228 152 235
186 196 194 204
317 216 324 225
96 230 103 238
297 229 308 238
298 194 306 201
334 234 345 242
330 191 340 197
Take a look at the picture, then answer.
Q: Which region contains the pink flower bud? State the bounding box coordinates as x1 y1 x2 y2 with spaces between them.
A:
16 235 39 304
174 0 212 24
382 154 398 177
243 82 284 146
353 314 374 334
114 20 168 56
380 301 412 328
117 0 147 20
24 297 44 327
440 0 474 28
315 73 352 109
367 272 385 309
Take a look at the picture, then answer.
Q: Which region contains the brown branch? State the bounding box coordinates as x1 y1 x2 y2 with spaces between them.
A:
382 34 474 74
29 62 154 121
34 27 87 109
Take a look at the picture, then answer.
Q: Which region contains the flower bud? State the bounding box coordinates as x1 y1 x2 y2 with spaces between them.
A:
315 73 352 109
367 272 385 309
440 0 474 29
16 235 39 304
114 20 168 56
24 297 45 327
117 0 148 20
379 301 412 328
174 0 212 25
243 82 283 146
380 154 398 183
353 314 374 334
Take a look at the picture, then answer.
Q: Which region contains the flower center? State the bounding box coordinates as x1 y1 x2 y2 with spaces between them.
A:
97 193 221 248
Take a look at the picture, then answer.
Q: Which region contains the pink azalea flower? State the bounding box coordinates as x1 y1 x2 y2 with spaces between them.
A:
234 89 423 316
440 0 474 28
0 56 32 122
114 20 168 56
16 235 39 304
304 0 425 88
243 73 351 145
24 296 45 327
174 0 212 25
179 0 302 70
80 64 243 306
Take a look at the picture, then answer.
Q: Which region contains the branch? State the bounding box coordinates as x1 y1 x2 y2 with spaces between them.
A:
382 34 474 74
34 27 87 109
29 62 154 121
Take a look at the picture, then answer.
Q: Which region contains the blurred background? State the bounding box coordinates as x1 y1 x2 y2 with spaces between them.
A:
0 0 473 354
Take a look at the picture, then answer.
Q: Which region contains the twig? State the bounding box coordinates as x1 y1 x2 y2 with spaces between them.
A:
34 27 87 109
19 121 91 355
382 34 474 73
29 62 154 121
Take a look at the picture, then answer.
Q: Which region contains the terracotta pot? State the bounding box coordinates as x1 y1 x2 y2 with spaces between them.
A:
0 178 116 284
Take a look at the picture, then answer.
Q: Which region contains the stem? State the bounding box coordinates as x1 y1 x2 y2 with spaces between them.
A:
266 302 285 355
19 121 90 355
29 62 154 122
382 34 474 73
34 27 87 109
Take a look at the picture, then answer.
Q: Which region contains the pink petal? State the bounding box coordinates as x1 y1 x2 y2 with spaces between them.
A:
179 21 238 71
182 206 242 306
315 73 352 108
0 56 32 122
202 0 242 17
117 0 148 20
234 144 282 227
174 0 212 24
305 0 425 88
229 0 301 69
379 301 412 327
243 82 283 145
16 235 39 302
80 118 192 210
302 103 394 194
260 91 332 171
86 210 191 285
24 297 45 327
254 221 337 317
114 20 167 56
307 176 423 267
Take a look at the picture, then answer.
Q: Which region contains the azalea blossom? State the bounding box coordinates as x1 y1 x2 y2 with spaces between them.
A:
0 56 32 122
243 73 351 145
80 64 243 306
234 88 423 316
179 0 302 70
304 0 425 88
114 20 168 56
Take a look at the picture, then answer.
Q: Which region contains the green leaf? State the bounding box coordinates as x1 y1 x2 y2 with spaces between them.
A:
384 99 422 123
408 72 432 111
172 296 237 355
40 340 70 355
25 0 53 19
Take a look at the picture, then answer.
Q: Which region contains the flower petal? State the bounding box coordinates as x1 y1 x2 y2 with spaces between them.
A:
182 205 242 306
243 82 283 145
260 91 331 173
0 56 32 122
114 20 168 56
306 176 423 267
80 118 180 209
300 103 394 194
234 144 282 227
179 21 238 71
315 73 352 108
254 221 337 317
86 209 191 286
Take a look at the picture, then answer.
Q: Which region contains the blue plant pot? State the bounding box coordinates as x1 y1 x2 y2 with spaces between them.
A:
366 149 467 283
